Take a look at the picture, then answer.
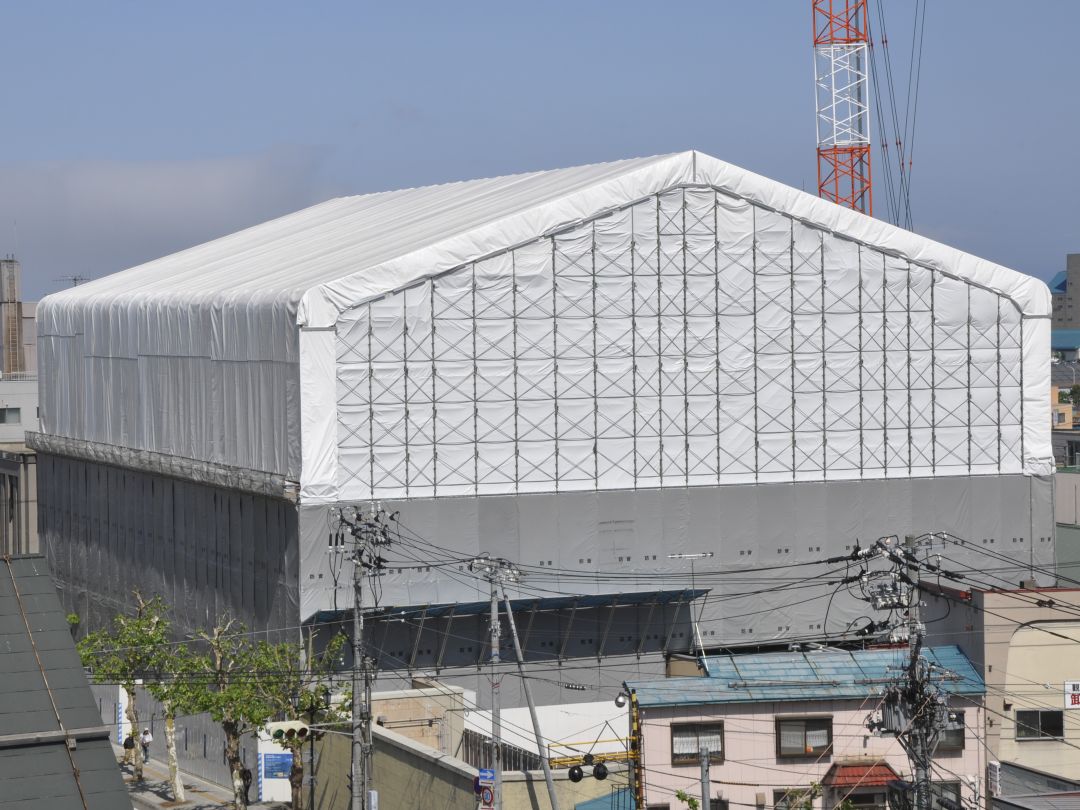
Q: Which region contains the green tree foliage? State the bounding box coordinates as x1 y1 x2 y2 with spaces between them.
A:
77 591 168 783
188 618 279 808
252 631 348 810
144 644 203 803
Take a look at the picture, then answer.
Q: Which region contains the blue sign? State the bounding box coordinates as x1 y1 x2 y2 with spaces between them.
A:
262 752 293 780
478 768 495 786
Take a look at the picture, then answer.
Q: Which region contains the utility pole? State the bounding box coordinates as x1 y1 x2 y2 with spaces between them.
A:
471 555 504 810
699 746 711 810
336 506 393 810
853 534 964 810
490 569 502 810
502 586 560 810
905 535 929 810
350 516 368 810
470 555 562 810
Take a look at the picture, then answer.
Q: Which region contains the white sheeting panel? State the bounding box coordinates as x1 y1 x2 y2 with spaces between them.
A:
331 185 1042 502
35 149 1049 487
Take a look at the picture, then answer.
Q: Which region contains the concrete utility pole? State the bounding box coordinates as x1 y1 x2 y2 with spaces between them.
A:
470 556 505 810
853 534 963 810
699 746 711 810
350 516 369 810
470 556 561 810
489 570 502 810
337 507 392 810
502 588 560 810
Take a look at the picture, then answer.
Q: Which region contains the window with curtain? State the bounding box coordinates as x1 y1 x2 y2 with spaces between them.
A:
671 722 724 765
775 717 832 758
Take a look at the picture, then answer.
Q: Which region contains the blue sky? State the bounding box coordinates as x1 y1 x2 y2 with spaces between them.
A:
3 1 1077 300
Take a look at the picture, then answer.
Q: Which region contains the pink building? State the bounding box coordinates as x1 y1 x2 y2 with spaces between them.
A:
626 646 985 810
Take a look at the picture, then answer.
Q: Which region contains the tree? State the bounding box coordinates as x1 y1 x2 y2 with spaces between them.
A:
252 630 347 810
1070 384 1080 408
144 643 203 803
189 619 279 808
77 590 168 783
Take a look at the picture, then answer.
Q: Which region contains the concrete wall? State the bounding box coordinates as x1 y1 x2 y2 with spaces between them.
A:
0 446 36 554
315 723 626 810
0 377 37 442
639 698 984 810
926 589 1080 775
371 682 468 756
90 682 260 791
994 622 1080 774
317 724 478 810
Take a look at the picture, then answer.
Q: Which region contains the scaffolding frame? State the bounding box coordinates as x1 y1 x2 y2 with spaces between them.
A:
334 185 1024 501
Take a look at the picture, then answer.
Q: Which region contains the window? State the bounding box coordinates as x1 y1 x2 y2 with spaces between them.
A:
846 791 887 810
0 408 20 424
1016 709 1064 739
671 723 724 765
776 717 832 758
937 710 965 751
775 788 817 810
931 782 962 810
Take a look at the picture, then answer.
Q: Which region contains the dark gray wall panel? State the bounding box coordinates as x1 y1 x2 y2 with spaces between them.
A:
39 453 300 638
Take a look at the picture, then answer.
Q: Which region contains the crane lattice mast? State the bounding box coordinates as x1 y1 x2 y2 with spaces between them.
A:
813 0 872 215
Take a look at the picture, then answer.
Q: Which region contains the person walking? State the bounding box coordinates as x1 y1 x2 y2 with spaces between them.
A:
139 728 153 764
241 767 253 805
122 732 136 765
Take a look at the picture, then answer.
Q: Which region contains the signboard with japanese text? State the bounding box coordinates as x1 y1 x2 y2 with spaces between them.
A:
1065 681 1080 708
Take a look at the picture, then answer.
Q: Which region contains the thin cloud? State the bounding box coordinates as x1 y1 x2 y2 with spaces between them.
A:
0 146 343 301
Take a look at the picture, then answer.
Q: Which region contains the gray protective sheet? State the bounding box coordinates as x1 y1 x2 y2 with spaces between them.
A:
38 452 300 638
300 474 1055 644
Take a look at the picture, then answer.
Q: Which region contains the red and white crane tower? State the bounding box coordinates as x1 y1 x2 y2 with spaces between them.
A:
813 0 872 215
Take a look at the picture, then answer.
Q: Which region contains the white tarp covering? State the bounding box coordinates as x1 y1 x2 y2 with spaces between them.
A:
36 151 1051 490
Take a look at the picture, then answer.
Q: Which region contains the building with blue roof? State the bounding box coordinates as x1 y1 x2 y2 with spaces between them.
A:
624 646 985 810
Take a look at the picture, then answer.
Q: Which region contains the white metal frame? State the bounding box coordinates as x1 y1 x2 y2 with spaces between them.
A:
334 186 1024 501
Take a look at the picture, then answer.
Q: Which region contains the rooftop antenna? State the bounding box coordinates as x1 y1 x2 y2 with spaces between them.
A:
55 275 89 288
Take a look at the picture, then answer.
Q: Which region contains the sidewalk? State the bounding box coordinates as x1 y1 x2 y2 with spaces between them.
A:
110 743 285 810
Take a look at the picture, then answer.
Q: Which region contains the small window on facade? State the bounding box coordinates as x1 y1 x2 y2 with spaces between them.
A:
845 791 887 810
1016 709 1064 739
937 710 965 751
0 408 20 424
775 788 817 810
776 717 832 758
671 722 724 765
931 781 962 810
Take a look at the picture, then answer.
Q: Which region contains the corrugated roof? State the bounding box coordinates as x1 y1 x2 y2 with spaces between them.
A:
39 149 1050 330
41 153 674 304
997 794 1080 810
1052 330 1080 350
0 555 129 810
824 761 900 788
628 645 984 708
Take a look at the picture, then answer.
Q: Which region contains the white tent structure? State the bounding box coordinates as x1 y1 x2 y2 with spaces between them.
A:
34 150 1053 643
